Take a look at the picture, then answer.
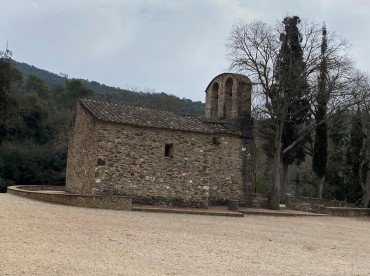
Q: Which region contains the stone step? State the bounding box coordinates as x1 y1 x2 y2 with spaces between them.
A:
132 205 244 217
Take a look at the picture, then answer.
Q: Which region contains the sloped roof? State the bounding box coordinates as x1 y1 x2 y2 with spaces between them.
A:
80 99 240 135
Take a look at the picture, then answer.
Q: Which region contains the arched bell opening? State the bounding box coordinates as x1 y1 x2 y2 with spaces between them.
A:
210 82 219 118
224 77 233 120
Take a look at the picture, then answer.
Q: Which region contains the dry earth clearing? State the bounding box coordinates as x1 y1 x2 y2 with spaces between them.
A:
0 194 369 275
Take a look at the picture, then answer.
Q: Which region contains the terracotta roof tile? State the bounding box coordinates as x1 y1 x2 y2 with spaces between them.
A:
80 99 240 135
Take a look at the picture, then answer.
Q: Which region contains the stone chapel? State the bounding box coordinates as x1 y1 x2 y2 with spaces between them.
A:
65 73 253 208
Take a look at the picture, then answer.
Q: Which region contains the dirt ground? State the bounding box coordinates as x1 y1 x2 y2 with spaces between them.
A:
1 194 369 275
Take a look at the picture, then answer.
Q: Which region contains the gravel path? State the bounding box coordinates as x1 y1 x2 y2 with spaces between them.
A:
1 194 369 275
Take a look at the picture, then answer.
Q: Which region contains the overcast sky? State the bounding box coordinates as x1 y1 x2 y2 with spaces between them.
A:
1 0 369 102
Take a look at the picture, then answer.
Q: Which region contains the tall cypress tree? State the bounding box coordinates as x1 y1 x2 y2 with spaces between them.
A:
313 25 329 199
274 16 310 202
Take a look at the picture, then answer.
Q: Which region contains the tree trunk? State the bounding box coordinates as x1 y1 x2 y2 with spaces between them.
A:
269 122 284 210
269 148 282 210
317 176 324 199
280 164 289 203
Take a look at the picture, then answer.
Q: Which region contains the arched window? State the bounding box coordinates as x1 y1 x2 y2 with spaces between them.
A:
224 78 233 120
211 82 219 118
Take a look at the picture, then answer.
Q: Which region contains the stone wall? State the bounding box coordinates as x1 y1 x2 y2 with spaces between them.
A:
323 207 370 217
286 194 347 213
8 185 132 210
251 193 269 208
65 101 254 208
208 135 245 204
65 104 98 194
93 122 246 208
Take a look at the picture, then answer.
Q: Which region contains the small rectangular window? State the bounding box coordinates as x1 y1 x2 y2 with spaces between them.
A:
164 144 174 157
212 137 220 145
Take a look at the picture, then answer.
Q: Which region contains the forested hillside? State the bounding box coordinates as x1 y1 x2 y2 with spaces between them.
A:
11 60 204 116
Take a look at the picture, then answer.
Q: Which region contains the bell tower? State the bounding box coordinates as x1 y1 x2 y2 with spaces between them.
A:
205 73 252 125
205 73 254 206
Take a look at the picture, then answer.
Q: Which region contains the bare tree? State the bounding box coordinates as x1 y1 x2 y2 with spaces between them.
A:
227 18 369 209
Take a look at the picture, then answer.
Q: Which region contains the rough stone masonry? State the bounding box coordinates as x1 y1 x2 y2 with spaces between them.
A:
65 73 253 208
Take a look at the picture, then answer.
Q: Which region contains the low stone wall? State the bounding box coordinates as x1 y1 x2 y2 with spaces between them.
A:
7 185 132 210
15 185 65 191
251 193 268 208
324 207 370 217
209 193 268 208
286 194 347 213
